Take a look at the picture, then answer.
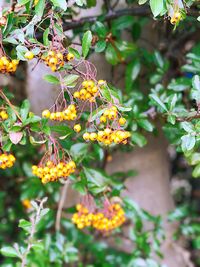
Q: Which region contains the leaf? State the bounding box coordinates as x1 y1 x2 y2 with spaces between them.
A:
125 60 141 91
95 40 106 53
19 219 32 233
68 47 81 59
20 99 30 122
181 122 195 133
17 0 30 4
131 133 147 147
138 0 148 4
43 28 50 46
9 132 23 144
181 134 196 152
84 168 108 188
150 94 168 112
93 21 107 38
112 15 134 31
150 0 164 17
51 0 67 10
1 247 19 258
70 143 88 161
192 163 200 178
35 0 45 18
105 44 118 65
43 74 60 84
138 119 154 132
63 74 79 86
192 75 200 91
82 30 92 58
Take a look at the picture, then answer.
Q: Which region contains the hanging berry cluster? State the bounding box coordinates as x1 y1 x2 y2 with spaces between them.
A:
72 201 125 233
0 153 16 169
31 139 76 184
73 80 100 102
83 129 131 145
0 56 19 74
41 50 74 72
32 160 76 184
0 110 8 120
42 104 77 121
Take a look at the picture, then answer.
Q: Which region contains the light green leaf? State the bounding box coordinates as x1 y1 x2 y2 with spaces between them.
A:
82 30 92 58
1 247 19 258
150 0 164 17
63 74 79 86
43 74 60 84
51 0 67 10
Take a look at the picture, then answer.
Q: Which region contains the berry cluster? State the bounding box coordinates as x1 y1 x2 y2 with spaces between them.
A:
32 160 76 184
0 153 16 169
83 129 131 145
100 106 126 126
42 104 77 121
73 80 99 102
72 203 125 233
41 50 74 72
0 110 8 120
0 56 19 73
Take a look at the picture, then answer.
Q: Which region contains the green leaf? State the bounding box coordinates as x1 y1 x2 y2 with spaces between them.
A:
125 60 141 91
43 28 50 46
63 74 79 86
150 94 168 112
84 168 108 188
95 40 106 53
70 143 88 161
112 16 134 31
35 0 45 18
51 0 67 10
131 133 147 147
139 0 148 4
150 0 164 17
82 30 92 58
93 21 107 38
43 74 60 84
19 219 32 233
20 99 30 122
192 163 200 178
181 122 195 133
138 119 154 132
17 0 30 4
68 47 81 59
105 44 118 65
1 247 19 258
181 134 196 152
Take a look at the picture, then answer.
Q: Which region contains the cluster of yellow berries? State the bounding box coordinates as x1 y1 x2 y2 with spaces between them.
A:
83 129 131 145
73 80 99 101
41 50 74 72
42 104 77 121
72 203 125 232
170 12 182 24
0 153 16 169
100 106 126 126
0 56 19 73
0 110 8 120
32 160 76 184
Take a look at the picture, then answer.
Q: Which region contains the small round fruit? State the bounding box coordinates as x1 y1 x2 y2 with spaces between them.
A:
24 51 34 60
98 80 106 86
66 53 75 61
83 132 90 141
42 109 51 119
74 124 81 133
119 117 126 126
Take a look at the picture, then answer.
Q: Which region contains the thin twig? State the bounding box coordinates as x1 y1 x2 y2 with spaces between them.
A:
55 179 70 232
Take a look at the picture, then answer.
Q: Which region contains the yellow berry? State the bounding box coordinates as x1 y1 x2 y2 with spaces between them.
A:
74 124 81 133
83 132 90 141
42 109 50 119
24 51 34 60
66 53 75 61
119 117 126 126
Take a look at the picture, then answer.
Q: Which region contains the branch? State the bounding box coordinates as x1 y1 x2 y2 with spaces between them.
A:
62 6 150 32
55 180 70 232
